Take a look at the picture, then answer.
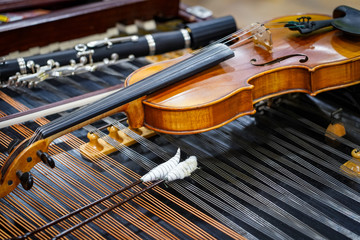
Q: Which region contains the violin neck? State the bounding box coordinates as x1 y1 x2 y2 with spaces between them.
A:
37 43 235 140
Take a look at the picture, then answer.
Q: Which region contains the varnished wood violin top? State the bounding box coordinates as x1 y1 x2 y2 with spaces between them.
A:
126 14 360 134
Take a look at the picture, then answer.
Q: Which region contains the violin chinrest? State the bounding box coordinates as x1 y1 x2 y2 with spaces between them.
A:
333 5 360 36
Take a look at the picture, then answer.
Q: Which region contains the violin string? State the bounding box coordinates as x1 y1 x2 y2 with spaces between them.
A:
29 22 266 144
33 31 253 141
32 49 228 140
194 23 261 51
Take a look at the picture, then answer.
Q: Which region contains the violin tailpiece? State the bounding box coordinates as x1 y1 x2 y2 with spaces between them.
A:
79 126 156 159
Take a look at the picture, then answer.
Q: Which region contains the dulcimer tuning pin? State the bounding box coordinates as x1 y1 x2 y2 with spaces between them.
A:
37 150 56 168
107 126 122 142
16 171 34 191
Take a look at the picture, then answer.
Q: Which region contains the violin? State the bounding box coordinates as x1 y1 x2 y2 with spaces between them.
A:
1 5 360 198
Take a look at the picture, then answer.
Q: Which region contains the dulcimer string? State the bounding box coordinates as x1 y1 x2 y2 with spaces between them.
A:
26 23 266 146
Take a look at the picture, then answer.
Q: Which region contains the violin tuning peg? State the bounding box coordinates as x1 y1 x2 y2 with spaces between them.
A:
16 171 34 191
37 150 56 168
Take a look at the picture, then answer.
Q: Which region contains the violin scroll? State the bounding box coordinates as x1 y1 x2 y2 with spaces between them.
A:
0 139 50 197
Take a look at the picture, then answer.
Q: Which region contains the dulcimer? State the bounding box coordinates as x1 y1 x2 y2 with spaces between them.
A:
1 5 360 198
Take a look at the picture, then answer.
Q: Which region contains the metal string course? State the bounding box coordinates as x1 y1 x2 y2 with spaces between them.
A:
163 125 360 239
96 117 291 239
84 121 281 239
80 118 255 237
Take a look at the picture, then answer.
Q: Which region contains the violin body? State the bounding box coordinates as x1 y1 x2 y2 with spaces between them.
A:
126 14 360 134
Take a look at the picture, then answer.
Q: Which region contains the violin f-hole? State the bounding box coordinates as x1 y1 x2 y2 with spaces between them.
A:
250 53 309 66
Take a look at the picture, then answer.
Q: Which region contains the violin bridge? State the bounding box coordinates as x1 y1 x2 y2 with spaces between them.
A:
79 126 156 159
251 23 273 52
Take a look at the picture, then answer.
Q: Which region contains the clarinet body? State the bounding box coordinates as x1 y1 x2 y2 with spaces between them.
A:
0 16 236 87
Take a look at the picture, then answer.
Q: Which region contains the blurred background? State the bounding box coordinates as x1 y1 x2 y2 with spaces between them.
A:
183 0 360 26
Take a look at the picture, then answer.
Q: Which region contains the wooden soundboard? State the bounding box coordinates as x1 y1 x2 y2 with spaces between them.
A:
0 0 180 56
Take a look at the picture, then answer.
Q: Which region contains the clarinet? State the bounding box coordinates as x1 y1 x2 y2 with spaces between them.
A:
0 16 236 88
